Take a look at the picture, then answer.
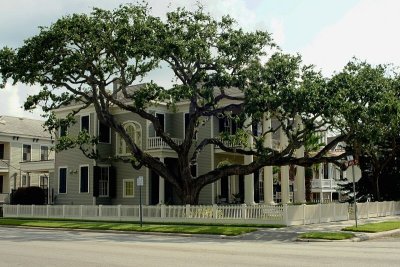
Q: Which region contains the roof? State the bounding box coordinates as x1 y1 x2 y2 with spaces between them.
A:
0 115 51 139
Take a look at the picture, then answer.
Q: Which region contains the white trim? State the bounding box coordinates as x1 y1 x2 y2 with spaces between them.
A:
79 164 90 194
123 179 135 198
58 166 68 194
80 114 90 133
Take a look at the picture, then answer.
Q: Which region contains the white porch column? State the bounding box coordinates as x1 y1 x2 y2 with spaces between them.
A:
294 115 306 203
158 157 165 205
280 126 290 204
263 113 274 204
244 116 255 205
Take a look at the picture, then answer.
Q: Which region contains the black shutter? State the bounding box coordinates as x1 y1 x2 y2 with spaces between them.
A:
109 166 117 198
93 166 100 197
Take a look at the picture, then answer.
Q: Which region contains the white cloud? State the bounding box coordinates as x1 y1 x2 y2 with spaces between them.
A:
300 0 400 75
0 83 43 119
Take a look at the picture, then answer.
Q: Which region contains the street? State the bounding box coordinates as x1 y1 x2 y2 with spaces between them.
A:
0 227 399 267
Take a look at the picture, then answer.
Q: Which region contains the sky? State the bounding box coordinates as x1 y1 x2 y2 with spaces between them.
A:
1 0 400 119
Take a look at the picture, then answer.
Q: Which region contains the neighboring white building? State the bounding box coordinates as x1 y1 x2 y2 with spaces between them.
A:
310 136 362 202
0 115 55 203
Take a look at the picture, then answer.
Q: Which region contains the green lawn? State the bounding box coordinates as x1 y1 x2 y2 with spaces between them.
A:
0 218 258 236
342 221 400 233
298 232 355 240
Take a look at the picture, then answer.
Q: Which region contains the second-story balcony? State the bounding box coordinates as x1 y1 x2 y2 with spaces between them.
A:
214 137 280 153
146 137 183 150
311 179 338 190
0 159 9 172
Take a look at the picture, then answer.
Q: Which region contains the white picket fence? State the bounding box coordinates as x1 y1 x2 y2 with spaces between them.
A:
2 201 400 226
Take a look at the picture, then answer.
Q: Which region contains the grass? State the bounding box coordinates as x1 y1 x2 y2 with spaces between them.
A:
298 232 355 240
342 221 400 233
0 218 258 236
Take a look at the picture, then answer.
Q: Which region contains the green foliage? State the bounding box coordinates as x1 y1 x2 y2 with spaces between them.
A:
0 219 257 236
11 187 46 205
343 221 400 233
298 232 355 240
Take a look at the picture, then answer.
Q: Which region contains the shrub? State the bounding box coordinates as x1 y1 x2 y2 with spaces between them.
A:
11 187 46 205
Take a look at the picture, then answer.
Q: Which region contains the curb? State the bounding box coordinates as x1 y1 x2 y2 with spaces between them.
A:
351 228 400 242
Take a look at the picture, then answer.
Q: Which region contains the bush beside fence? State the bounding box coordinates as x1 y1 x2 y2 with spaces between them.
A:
2 201 400 226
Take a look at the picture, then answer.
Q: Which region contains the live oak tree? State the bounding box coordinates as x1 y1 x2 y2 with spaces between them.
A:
327 61 400 200
1 4 393 204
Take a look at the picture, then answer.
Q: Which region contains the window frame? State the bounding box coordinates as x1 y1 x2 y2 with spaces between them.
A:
59 124 68 137
116 121 142 156
22 144 32 162
40 145 49 161
80 115 90 133
98 165 110 197
39 175 48 189
0 143 4 159
155 112 165 137
21 174 28 187
79 164 90 193
58 167 68 194
123 179 135 198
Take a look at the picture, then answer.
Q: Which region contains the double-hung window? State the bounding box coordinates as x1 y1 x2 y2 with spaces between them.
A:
22 144 31 161
41 146 49 161
123 179 135 198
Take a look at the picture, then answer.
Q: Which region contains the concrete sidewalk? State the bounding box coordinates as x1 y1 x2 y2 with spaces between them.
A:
238 215 400 242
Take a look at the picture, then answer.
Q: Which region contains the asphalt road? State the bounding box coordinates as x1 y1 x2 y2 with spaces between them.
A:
0 227 399 267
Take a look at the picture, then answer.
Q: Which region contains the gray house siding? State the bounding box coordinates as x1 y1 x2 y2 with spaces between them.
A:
54 116 94 205
197 116 213 204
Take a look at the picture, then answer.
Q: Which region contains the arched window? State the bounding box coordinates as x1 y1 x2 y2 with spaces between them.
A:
116 121 142 155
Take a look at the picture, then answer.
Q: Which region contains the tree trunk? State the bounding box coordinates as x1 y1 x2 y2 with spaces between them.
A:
180 184 201 205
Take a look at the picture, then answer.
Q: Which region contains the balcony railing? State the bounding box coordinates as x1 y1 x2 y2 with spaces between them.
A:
0 193 9 203
311 179 338 189
147 137 183 150
215 137 280 151
0 159 9 171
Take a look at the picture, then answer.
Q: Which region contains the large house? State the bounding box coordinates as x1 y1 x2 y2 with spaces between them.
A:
0 115 54 203
50 85 360 206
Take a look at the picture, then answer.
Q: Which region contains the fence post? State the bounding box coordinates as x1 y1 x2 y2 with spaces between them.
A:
62 205 66 218
302 204 306 225
185 204 191 218
241 204 247 219
99 205 103 218
212 204 218 219
117 205 121 218
80 205 83 218
31 204 35 217
366 201 369 219
333 202 336 221
46 205 50 218
161 204 166 219
16 204 20 218
284 204 289 226
319 203 322 223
